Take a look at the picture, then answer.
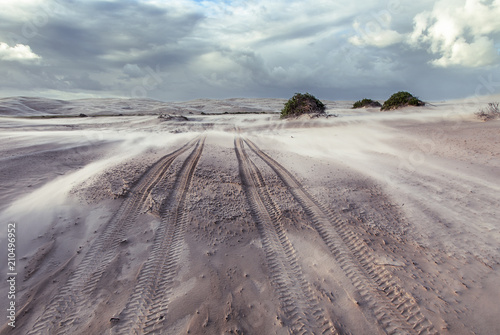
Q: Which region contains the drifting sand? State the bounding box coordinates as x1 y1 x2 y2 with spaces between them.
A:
0 97 499 334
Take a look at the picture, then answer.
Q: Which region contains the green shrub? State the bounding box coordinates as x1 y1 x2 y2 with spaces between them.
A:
352 98 382 109
281 93 325 119
408 97 421 106
381 91 425 111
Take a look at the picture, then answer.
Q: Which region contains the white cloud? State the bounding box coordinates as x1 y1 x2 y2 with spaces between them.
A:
408 0 500 67
349 20 404 47
349 0 500 68
0 0 45 16
0 0 65 28
431 36 498 68
0 42 41 63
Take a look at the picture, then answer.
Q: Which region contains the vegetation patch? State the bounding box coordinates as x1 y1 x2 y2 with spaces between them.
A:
352 98 382 109
475 102 500 121
281 93 325 119
380 91 425 111
158 114 189 121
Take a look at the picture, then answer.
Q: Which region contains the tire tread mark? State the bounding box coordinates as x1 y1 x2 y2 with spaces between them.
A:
235 137 337 335
244 139 437 335
27 139 199 335
113 138 205 335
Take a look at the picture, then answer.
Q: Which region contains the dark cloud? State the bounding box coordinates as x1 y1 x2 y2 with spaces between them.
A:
31 1 203 63
0 0 498 101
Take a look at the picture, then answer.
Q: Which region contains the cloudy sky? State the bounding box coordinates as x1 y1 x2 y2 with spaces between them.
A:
1 0 499 101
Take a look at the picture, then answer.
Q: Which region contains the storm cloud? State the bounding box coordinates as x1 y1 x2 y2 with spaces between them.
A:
0 0 499 101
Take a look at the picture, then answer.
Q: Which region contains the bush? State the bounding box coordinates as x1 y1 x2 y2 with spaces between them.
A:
281 93 325 119
352 98 382 109
381 91 425 111
475 102 500 121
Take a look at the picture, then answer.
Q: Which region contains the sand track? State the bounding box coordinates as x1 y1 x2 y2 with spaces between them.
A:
235 137 336 335
26 138 199 335
1 104 499 335
114 138 205 335
244 139 436 335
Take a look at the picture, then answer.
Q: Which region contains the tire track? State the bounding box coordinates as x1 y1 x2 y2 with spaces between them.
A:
244 138 437 335
27 138 199 335
235 137 337 335
113 137 205 335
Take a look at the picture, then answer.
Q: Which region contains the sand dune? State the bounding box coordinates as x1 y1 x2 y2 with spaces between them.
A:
0 97 499 334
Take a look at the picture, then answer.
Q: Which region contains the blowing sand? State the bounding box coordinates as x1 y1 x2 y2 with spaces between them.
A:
0 97 499 334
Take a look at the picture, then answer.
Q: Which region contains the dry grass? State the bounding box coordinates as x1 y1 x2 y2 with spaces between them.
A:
475 102 500 121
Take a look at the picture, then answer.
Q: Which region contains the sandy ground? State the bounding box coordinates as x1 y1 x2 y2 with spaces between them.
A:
0 97 499 335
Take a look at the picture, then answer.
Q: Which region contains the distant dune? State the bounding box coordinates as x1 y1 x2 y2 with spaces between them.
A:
2 95 498 118
0 96 296 117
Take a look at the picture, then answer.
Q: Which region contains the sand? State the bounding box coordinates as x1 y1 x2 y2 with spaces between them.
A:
0 97 499 334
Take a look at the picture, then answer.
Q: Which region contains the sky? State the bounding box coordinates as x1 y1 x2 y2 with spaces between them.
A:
0 0 500 102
